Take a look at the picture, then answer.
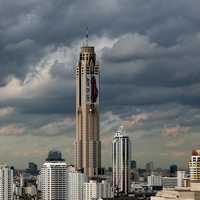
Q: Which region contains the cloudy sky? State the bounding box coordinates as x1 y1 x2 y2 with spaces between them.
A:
0 0 200 169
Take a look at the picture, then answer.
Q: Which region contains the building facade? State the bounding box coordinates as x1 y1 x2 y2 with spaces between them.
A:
40 151 67 200
112 127 131 195
75 45 101 177
0 165 13 200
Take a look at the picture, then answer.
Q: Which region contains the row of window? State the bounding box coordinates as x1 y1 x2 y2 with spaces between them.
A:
80 54 95 60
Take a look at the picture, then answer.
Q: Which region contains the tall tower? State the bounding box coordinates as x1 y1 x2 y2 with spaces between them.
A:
112 126 131 195
75 42 101 177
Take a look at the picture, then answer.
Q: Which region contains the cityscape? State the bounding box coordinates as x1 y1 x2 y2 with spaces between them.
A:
0 0 200 200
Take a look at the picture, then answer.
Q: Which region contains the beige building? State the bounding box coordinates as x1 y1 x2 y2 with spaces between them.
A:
151 188 200 200
75 45 101 177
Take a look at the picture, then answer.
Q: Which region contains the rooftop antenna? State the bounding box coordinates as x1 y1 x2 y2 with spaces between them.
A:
119 125 124 133
85 26 89 46
115 125 124 137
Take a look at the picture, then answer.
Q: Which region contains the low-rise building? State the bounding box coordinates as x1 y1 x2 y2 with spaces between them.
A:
177 171 186 187
151 187 200 200
162 177 177 188
148 175 162 187
83 180 113 200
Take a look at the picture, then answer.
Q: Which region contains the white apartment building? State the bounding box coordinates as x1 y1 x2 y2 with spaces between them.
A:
177 171 186 187
112 126 131 195
83 180 113 200
0 164 13 200
40 151 67 200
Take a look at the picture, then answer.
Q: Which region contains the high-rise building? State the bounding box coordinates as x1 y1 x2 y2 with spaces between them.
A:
83 180 113 200
112 126 131 195
40 150 67 200
0 164 13 200
75 44 101 177
66 167 88 200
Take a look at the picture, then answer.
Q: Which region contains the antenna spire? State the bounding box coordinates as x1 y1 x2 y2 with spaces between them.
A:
86 27 89 46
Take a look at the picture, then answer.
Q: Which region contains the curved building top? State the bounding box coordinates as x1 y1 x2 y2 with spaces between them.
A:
46 150 65 162
192 149 200 156
80 46 95 53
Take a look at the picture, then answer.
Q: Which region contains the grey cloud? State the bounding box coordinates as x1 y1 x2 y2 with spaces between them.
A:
100 31 200 108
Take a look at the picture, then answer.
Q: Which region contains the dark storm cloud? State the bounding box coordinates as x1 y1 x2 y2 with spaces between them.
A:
1 0 199 81
101 31 200 107
1 0 200 114
0 0 122 81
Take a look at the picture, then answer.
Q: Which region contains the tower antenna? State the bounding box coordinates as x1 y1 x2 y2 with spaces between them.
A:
86 27 89 46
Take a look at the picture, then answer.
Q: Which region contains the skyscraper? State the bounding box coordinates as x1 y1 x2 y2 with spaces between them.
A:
112 126 131 195
40 150 67 200
75 44 101 177
0 164 13 200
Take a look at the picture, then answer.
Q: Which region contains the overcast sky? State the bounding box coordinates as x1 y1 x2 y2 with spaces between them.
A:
0 0 200 169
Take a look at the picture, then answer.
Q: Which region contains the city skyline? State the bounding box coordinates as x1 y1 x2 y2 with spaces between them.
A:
0 0 200 169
